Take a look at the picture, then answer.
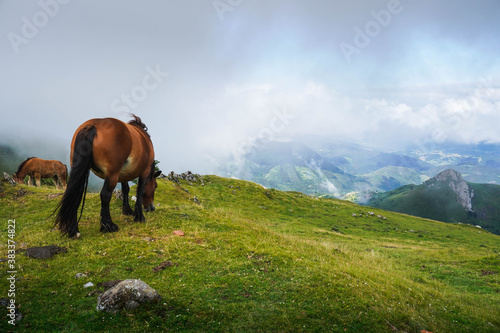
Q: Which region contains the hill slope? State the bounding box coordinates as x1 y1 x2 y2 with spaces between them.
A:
366 169 500 235
1 175 499 332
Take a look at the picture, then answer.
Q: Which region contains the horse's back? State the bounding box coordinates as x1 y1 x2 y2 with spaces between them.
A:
72 118 154 182
19 158 64 177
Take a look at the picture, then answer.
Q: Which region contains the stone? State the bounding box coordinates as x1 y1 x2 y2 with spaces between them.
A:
84 282 94 288
97 279 162 313
167 171 204 183
3 172 15 186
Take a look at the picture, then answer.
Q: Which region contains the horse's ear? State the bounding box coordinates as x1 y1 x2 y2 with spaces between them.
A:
154 170 162 178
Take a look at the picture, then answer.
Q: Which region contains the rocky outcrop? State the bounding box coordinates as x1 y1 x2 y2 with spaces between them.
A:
167 171 204 184
427 169 474 212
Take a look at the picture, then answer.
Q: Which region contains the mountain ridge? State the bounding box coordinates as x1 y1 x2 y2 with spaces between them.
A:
367 169 500 234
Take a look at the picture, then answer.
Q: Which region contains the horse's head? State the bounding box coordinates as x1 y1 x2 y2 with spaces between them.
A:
12 173 22 184
143 170 162 212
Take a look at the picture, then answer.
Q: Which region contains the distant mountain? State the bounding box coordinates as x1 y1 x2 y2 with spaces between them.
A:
361 152 432 173
358 166 428 192
428 165 500 185
227 139 430 196
366 169 500 235
405 142 500 184
228 140 356 196
224 137 500 198
247 140 345 175
298 136 433 175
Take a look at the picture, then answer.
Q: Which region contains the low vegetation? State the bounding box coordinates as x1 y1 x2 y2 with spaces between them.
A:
1 175 499 332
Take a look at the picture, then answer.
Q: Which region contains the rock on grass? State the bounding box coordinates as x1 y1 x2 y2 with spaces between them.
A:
97 279 162 313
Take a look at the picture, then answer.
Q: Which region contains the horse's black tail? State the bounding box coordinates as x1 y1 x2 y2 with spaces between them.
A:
54 125 97 238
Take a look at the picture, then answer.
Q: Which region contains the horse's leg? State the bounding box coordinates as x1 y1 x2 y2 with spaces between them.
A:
133 176 146 222
27 176 32 186
61 174 67 189
35 173 41 187
121 182 134 216
100 176 119 233
53 175 60 189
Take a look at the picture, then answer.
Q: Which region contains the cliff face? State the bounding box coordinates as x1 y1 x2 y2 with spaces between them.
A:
429 169 474 212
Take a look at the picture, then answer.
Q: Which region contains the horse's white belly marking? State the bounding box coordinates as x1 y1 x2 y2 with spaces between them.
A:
120 157 134 174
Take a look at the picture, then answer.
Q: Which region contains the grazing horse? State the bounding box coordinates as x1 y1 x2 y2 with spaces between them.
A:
55 115 161 238
14 157 67 189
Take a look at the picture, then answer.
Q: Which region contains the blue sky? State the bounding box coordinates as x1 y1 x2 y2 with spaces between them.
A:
1 0 499 172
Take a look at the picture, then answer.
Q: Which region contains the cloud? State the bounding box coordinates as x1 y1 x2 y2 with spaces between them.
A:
0 1 499 174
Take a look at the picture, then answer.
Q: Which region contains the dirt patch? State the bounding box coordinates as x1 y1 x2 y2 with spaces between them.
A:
21 245 67 259
98 280 123 290
87 280 124 297
153 261 176 272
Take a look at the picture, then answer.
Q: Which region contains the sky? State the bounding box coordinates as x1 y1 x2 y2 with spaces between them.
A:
1 0 499 174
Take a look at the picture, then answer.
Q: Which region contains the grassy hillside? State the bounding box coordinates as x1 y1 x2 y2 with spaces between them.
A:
367 184 469 224
470 183 500 235
1 176 499 332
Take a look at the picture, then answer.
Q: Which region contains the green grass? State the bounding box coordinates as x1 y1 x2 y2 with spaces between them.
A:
1 176 499 332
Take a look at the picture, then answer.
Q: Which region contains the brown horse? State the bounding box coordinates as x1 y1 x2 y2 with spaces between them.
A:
55 115 161 238
14 157 67 189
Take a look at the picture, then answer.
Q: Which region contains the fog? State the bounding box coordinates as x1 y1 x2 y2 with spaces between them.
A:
1 0 499 174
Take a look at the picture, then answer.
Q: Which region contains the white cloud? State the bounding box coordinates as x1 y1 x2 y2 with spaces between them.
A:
1 1 500 173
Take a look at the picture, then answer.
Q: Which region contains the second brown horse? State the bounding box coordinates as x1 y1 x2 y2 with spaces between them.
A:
14 157 67 189
55 115 161 238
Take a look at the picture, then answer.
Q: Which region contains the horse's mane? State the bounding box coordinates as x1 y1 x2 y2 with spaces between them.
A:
16 157 36 174
128 114 149 136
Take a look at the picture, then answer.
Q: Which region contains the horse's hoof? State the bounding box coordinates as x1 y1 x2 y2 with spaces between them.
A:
100 224 119 233
69 232 81 239
134 216 146 223
123 208 134 216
